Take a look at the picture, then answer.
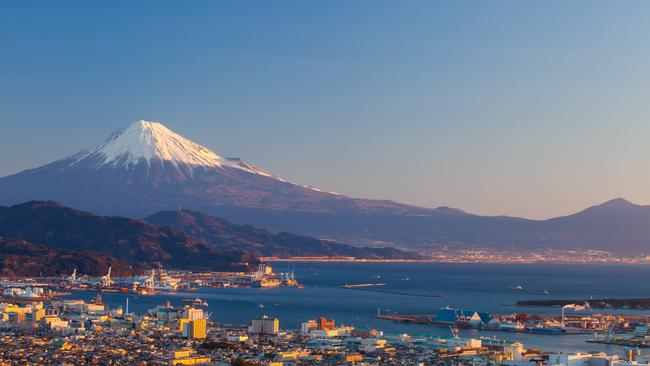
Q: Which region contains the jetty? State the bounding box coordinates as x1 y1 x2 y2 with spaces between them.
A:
341 284 443 298
373 314 433 325
342 283 386 288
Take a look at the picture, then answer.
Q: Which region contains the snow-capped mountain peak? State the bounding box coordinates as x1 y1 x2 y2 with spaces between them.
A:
0 118 432 228
72 120 272 176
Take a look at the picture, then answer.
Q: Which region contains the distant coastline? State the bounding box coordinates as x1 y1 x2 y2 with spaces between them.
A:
262 256 426 263
261 256 650 264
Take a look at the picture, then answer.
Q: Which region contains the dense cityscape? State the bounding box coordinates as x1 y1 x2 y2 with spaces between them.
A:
2 1 650 365
1 265 650 365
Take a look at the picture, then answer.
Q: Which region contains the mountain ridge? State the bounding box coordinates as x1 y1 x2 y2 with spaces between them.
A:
0 200 258 272
145 209 420 259
0 121 649 255
0 237 135 277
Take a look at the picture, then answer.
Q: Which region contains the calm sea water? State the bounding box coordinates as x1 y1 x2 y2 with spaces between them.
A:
66 262 650 353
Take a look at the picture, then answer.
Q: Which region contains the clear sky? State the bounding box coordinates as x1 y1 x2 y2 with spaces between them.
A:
1 1 649 219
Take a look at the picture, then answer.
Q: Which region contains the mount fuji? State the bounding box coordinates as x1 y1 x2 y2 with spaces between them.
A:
0 121 436 243
2 120 650 254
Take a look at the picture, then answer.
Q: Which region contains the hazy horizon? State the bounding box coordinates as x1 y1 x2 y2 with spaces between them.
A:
2 1 649 219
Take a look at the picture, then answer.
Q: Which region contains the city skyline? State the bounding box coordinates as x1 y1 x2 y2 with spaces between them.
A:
2 1 650 219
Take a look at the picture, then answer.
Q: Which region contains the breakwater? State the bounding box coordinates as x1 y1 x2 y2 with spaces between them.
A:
517 298 650 309
341 285 444 298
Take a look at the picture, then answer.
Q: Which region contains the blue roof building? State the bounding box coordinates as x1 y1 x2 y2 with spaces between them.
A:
435 308 460 324
434 308 491 327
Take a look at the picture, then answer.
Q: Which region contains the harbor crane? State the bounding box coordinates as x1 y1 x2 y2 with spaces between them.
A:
101 267 113 287
68 268 77 282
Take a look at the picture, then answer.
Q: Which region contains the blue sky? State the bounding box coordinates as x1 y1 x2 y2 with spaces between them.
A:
1 1 649 218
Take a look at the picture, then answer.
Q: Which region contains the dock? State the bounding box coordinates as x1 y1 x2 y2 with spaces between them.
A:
374 313 590 335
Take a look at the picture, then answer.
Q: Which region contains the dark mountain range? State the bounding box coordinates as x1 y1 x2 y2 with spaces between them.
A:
374 198 650 255
0 121 449 247
145 209 419 259
0 201 257 272
0 121 648 255
0 237 134 277
207 198 650 255
530 198 650 254
0 201 418 278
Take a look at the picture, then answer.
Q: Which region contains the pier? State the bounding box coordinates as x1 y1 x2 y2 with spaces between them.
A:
342 283 386 288
373 313 590 335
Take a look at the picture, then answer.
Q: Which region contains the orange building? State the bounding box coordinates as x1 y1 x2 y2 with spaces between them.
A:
318 317 335 330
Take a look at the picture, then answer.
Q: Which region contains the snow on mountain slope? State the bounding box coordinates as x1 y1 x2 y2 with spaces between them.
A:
2 120 648 253
0 120 430 217
72 120 273 177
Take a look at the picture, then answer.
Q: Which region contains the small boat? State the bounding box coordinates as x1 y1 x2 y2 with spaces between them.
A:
508 284 524 291
258 303 265 309
401 277 411 281
182 298 208 307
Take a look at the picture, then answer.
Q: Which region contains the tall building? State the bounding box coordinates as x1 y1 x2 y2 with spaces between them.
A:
178 318 190 333
183 307 204 321
182 319 207 339
318 317 335 330
250 315 279 335
301 319 318 333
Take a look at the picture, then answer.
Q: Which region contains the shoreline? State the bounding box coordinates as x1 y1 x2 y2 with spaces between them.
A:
261 257 650 265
